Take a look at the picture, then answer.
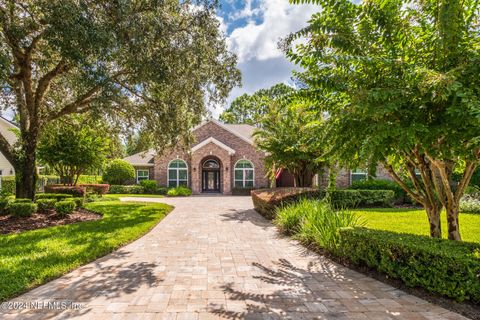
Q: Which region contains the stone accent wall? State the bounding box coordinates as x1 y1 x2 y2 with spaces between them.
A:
152 121 269 194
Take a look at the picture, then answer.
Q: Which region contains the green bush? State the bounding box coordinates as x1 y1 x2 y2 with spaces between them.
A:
156 186 168 195
14 198 33 203
251 188 325 220
0 198 11 215
102 159 135 185
71 197 85 208
328 189 395 208
167 186 192 197
9 202 37 217
44 185 86 197
86 196 119 202
460 195 480 214
139 180 157 194
275 199 362 253
36 199 56 213
349 179 405 202
339 228 480 302
35 193 73 201
55 200 76 217
1 176 16 195
108 185 144 194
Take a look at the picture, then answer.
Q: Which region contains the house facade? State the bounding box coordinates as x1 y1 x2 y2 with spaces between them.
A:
0 116 17 177
124 119 269 195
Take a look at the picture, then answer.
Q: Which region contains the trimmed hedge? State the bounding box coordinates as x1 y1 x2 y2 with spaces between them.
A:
72 197 85 208
0 198 10 215
44 185 86 197
328 190 395 208
79 184 110 195
9 202 37 217
36 199 56 213
14 198 33 203
349 179 405 203
167 186 192 197
55 200 76 217
102 159 135 185
1 176 15 195
339 228 480 302
251 188 324 220
35 193 73 201
139 180 157 194
108 185 144 194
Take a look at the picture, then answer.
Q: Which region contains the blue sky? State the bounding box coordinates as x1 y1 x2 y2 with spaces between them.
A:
212 0 318 117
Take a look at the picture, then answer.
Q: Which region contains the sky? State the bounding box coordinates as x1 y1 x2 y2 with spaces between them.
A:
211 0 318 118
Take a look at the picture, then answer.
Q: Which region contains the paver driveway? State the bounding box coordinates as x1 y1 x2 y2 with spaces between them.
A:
2 196 467 320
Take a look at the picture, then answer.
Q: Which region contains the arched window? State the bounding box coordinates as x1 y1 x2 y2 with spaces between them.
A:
168 159 188 188
234 160 254 188
203 159 220 169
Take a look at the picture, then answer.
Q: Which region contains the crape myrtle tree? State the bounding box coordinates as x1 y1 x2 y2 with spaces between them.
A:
0 0 240 199
254 97 326 188
38 117 109 185
219 83 294 126
287 0 480 240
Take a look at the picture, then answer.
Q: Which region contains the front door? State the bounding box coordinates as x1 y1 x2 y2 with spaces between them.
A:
202 159 221 192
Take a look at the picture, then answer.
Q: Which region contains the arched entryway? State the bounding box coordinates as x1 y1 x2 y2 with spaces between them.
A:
202 158 221 193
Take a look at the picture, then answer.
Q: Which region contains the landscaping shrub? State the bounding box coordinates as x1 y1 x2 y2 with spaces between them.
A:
1 176 15 195
108 185 144 194
167 186 192 197
460 195 480 214
76 175 102 184
156 186 168 195
0 198 11 215
251 188 325 220
72 197 85 208
275 199 362 253
102 159 135 185
9 202 37 217
339 228 480 302
14 198 33 203
79 184 110 195
44 185 86 197
36 199 56 213
349 179 405 203
55 200 76 217
139 180 157 194
86 196 119 202
35 193 73 201
328 190 395 208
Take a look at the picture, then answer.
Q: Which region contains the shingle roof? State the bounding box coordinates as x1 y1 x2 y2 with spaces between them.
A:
123 149 155 166
223 123 256 143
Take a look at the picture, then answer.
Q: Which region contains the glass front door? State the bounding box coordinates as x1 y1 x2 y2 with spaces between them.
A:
202 170 220 192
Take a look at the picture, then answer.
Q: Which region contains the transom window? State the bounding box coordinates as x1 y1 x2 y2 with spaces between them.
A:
203 159 219 169
168 159 188 188
136 169 149 183
234 160 254 188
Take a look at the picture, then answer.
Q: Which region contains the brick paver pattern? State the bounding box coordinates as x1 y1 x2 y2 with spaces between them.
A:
1 196 468 320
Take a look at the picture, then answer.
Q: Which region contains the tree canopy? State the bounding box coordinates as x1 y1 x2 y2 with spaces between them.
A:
220 83 293 125
0 0 240 198
288 0 480 240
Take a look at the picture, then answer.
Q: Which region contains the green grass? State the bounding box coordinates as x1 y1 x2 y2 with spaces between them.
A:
352 208 480 243
0 201 172 301
104 194 165 198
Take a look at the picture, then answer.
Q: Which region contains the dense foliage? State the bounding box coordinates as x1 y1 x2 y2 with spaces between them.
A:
166 186 192 197
0 0 239 198
38 118 109 185
328 190 395 209
54 200 75 217
9 202 37 217
288 0 480 240
349 179 405 201
102 159 135 185
339 228 480 302
44 185 86 197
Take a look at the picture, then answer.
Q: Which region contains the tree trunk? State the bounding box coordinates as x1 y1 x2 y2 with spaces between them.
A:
425 204 442 238
15 140 38 200
445 204 461 241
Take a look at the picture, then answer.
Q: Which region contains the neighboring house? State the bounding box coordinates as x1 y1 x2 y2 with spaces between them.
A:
124 119 394 194
0 116 17 176
124 119 269 195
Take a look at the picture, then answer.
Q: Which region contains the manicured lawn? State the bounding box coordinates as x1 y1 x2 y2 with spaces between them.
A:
352 208 480 244
0 201 172 301
104 194 165 198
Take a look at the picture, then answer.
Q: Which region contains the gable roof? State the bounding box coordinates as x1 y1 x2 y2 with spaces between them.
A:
193 119 256 145
191 137 236 155
123 149 155 167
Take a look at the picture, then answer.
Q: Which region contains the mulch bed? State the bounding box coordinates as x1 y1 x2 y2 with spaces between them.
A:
0 208 102 234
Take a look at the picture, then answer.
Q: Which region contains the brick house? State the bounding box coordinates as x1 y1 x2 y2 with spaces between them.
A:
124 119 394 194
124 119 269 195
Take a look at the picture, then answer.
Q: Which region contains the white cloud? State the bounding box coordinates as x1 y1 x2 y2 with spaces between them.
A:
227 0 318 63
